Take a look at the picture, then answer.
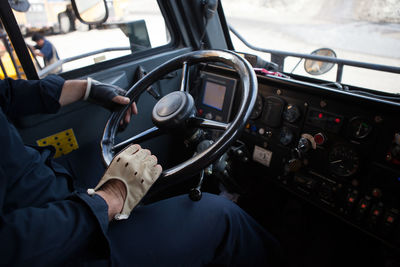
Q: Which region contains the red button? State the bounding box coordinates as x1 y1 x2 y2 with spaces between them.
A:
348 197 355 203
386 216 394 223
314 133 325 145
373 210 380 216
361 203 367 209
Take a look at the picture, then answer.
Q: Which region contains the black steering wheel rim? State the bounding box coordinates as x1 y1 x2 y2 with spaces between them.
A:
101 49 258 180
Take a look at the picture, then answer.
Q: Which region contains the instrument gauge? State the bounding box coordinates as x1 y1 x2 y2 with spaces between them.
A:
348 117 372 139
328 144 359 177
283 104 301 123
250 94 263 120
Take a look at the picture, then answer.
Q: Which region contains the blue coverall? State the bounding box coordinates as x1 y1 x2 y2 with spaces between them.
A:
0 75 280 266
34 39 60 66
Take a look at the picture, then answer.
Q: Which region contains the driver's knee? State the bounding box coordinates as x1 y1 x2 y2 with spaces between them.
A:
194 193 258 227
199 193 281 266
108 193 281 266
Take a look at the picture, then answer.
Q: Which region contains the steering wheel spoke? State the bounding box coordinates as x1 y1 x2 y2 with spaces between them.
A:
112 126 162 151
188 116 230 131
179 61 189 92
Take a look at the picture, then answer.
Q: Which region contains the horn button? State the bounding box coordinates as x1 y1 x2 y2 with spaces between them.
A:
152 91 195 128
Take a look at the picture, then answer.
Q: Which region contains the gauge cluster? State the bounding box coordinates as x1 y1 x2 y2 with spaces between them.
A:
242 89 390 180
197 64 400 250
238 75 400 250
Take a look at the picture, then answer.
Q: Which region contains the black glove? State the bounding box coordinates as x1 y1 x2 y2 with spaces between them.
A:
84 77 128 111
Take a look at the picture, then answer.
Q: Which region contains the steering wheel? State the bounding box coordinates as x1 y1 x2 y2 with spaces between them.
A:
101 50 257 180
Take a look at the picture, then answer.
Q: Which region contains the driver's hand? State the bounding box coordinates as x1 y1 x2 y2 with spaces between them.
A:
84 77 138 124
88 144 162 220
112 95 138 125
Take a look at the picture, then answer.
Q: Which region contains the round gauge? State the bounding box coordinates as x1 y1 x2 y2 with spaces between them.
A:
328 144 360 177
250 94 263 120
279 126 294 146
348 117 372 139
283 104 301 123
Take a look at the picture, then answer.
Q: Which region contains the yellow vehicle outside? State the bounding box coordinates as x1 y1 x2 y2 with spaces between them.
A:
0 33 42 80
0 39 26 80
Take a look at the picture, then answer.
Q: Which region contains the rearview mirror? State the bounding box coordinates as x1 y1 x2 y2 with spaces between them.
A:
304 48 337 75
71 0 108 24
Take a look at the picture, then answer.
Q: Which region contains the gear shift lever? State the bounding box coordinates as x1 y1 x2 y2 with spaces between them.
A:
189 170 204 201
188 140 213 201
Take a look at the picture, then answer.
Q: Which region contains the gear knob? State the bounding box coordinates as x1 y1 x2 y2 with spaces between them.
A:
189 188 202 201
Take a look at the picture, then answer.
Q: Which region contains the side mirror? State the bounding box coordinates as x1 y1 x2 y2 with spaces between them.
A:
71 0 108 24
8 0 30 12
304 48 337 75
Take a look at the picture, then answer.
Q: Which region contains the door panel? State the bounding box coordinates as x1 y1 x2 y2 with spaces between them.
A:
17 48 191 162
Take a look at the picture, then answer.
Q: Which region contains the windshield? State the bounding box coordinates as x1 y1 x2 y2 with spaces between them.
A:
222 0 400 94
13 0 170 76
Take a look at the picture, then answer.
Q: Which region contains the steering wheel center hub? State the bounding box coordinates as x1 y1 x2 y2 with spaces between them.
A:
152 91 195 128
156 92 183 116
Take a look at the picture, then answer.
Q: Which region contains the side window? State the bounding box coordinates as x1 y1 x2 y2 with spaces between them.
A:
12 0 170 76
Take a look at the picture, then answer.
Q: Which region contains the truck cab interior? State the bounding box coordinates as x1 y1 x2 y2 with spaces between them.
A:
1 0 400 266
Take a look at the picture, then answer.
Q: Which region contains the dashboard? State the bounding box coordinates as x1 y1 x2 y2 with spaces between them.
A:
195 64 400 250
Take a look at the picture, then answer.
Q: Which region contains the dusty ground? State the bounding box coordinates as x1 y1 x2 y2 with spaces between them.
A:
227 0 400 23
356 0 400 23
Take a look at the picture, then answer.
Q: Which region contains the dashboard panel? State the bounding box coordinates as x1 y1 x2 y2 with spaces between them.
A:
196 64 400 250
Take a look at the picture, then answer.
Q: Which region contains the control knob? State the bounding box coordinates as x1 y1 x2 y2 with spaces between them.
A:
297 133 317 154
298 137 311 153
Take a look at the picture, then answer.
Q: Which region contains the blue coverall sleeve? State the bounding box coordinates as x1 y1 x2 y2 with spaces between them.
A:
0 111 111 265
0 78 112 265
0 180 110 266
0 75 64 118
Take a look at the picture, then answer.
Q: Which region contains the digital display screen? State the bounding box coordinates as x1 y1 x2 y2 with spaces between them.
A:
202 81 226 111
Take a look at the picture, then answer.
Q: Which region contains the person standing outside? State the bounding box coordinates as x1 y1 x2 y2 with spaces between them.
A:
31 33 62 73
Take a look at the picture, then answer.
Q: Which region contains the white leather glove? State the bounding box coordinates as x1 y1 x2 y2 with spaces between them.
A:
88 144 162 220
